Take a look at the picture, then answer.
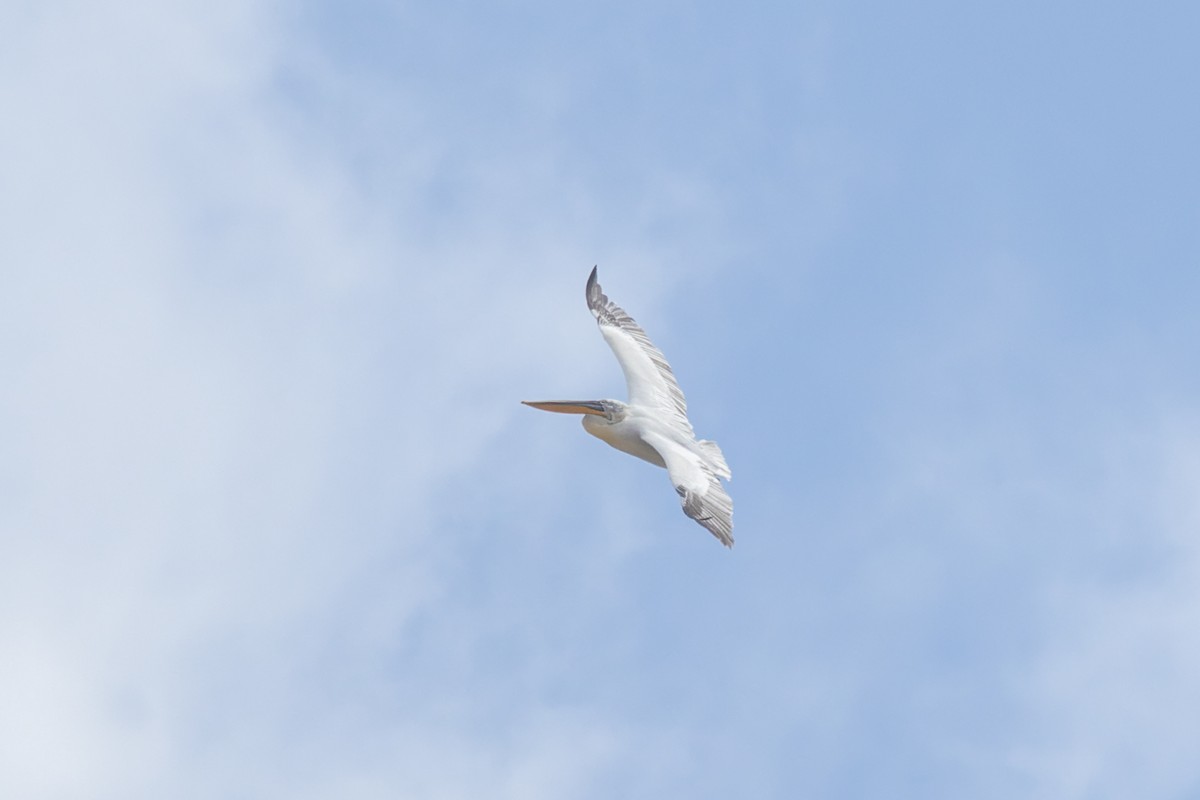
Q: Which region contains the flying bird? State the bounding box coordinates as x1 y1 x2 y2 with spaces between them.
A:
524 267 733 547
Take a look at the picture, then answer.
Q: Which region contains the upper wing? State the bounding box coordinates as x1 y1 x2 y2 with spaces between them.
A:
642 430 734 548
586 267 693 436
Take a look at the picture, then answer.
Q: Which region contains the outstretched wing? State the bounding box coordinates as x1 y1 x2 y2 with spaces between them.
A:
586 267 693 436
642 430 734 548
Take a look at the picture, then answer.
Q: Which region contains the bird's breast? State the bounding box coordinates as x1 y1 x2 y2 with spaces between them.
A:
581 415 667 468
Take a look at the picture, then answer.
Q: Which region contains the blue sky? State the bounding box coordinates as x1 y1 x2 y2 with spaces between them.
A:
4 1 1200 797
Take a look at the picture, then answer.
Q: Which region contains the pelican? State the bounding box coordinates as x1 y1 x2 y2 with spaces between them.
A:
524 267 733 547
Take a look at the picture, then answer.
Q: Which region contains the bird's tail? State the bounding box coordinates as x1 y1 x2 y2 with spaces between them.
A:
698 439 731 480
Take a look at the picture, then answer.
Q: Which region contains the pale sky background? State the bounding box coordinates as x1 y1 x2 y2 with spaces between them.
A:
4 1 1200 798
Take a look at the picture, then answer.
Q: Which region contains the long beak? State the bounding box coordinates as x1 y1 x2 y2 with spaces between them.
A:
521 400 607 416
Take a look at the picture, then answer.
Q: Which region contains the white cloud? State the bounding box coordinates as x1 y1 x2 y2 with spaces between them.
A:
0 3 714 797
1008 417 1200 799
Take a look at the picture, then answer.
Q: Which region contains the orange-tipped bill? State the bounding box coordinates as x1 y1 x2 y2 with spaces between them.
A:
521 400 607 416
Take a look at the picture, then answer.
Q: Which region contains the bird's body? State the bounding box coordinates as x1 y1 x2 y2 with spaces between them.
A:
581 405 668 468
523 267 734 547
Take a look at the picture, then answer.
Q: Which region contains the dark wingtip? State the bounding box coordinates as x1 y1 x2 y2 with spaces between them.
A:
585 265 600 308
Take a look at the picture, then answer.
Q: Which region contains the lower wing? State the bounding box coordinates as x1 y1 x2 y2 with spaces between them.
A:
642 431 734 548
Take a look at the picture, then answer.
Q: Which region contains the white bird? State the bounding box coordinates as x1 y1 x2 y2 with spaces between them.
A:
524 267 733 547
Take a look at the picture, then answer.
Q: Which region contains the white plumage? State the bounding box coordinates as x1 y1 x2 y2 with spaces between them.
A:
524 267 734 547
